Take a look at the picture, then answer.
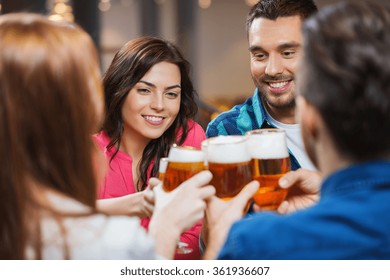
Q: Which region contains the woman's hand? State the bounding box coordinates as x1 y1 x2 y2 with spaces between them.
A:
149 171 215 259
96 187 155 218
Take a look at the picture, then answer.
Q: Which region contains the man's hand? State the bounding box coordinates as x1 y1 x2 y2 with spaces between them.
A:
203 181 259 259
276 168 322 214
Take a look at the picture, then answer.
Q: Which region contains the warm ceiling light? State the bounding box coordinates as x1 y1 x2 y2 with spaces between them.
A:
245 0 258 6
48 0 73 22
99 0 111 12
54 3 67 14
198 0 212 9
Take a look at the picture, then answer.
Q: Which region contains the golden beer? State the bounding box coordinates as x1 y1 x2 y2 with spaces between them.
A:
203 136 252 200
246 129 291 210
158 172 165 181
208 160 253 199
252 157 290 210
163 161 205 192
159 148 202 255
162 146 205 192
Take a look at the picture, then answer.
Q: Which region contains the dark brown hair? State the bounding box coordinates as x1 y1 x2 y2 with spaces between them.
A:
300 0 390 160
102 36 198 191
246 0 318 35
0 13 103 259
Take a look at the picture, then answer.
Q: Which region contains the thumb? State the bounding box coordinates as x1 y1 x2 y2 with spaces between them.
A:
231 180 259 209
148 177 161 191
279 171 297 189
277 200 289 214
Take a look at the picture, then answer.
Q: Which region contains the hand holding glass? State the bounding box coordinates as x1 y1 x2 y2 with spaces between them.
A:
159 145 205 254
162 145 205 192
203 136 253 200
158 157 168 181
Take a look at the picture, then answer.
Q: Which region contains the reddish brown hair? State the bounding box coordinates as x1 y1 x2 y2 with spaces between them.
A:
0 13 103 259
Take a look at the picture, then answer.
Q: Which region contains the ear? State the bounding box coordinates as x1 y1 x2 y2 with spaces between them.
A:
296 96 320 140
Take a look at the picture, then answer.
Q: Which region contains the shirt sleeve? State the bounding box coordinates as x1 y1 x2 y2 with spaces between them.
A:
206 121 218 138
105 216 160 260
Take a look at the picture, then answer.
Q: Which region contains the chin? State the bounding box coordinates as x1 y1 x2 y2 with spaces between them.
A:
143 131 165 140
269 99 296 109
262 92 295 108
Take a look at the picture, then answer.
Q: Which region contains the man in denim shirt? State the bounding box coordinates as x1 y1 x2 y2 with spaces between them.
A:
206 0 318 171
204 0 390 259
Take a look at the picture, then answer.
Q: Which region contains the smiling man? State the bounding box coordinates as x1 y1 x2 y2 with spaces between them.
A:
206 0 318 171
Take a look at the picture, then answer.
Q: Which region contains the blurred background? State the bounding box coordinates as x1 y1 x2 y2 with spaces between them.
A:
0 0 383 129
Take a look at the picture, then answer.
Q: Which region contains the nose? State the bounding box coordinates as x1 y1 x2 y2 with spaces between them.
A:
265 54 283 76
150 93 164 111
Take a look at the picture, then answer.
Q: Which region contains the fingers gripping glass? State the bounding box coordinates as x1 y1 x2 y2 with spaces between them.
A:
158 145 205 254
202 136 253 200
246 129 291 210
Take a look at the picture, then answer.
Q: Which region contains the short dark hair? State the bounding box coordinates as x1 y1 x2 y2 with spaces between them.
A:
300 0 390 161
246 0 318 34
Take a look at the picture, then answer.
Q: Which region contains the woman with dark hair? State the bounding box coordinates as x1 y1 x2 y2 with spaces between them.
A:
0 13 214 260
94 36 206 259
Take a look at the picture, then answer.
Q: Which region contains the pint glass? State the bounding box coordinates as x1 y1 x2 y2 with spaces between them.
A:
162 145 205 192
246 129 291 210
160 146 204 254
203 136 253 200
158 157 169 181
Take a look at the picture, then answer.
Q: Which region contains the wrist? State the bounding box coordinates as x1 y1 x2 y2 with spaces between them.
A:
203 223 228 260
149 212 181 259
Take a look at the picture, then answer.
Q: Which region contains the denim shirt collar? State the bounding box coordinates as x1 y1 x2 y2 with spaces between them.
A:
320 160 390 199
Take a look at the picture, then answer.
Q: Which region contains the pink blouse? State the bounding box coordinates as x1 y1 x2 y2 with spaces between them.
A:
94 119 206 260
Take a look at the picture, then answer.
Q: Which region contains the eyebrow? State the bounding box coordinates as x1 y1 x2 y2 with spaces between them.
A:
248 45 265 53
277 42 301 51
138 80 181 90
249 42 301 53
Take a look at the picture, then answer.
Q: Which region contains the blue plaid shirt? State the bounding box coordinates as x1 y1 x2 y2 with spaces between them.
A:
206 88 300 170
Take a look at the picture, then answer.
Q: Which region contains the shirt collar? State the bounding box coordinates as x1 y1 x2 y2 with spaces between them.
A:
253 88 273 129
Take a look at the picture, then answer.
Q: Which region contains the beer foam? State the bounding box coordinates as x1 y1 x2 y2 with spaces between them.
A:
205 136 251 163
168 146 205 162
247 132 288 159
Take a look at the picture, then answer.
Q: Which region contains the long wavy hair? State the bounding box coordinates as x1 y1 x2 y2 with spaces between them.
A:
102 36 198 191
0 13 103 259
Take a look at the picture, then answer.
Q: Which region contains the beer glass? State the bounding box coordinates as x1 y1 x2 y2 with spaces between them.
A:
163 145 205 192
246 129 291 210
158 157 168 181
203 136 253 200
161 145 205 254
